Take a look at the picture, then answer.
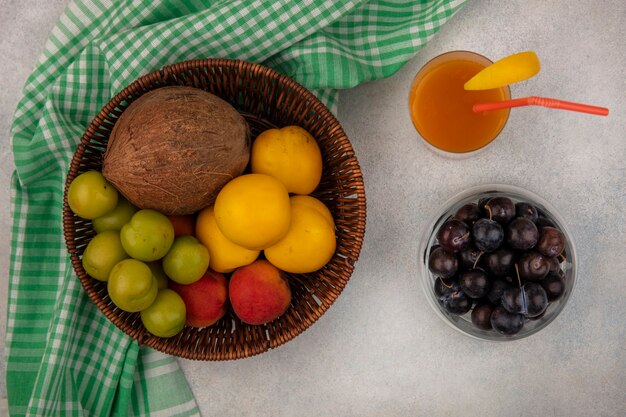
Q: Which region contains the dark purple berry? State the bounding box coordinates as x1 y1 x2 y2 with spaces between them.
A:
487 279 512 305
483 248 515 277
459 269 490 299
471 303 495 330
428 247 458 279
490 305 524 335
434 277 456 297
502 275 516 285
459 245 483 270
439 284 472 315
478 197 491 211
518 251 549 281
515 202 539 222
506 217 539 250
429 244 440 255
535 217 556 230
453 203 481 225
436 219 471 253
524 282 549 318
501 287 528 315
541 274 565 301
483 197 515 224
547 256 562 276
472 218 504 253
536 226 565 258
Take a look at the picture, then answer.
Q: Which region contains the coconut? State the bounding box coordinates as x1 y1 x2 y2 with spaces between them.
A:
102 86 250 215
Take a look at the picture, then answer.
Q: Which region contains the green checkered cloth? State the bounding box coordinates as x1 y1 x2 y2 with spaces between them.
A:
6 0 465 415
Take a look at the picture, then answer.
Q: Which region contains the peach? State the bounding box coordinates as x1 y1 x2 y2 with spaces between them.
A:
167 214 196 237
169 269 228 327
229 260 291 325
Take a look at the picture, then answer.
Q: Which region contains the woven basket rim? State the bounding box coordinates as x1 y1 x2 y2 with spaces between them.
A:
63 58 366 360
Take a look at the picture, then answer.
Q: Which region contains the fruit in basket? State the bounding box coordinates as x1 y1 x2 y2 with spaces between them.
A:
108 259 158 312
229 260 291 325
251 125 323 194
162 236 210 284
147 261 169 289
140 289 186 338
167 215 195 237
67 171 118 219
170 269 228 327
102 86 250 215
264 197 336 274
92 197 137 233
120 209 175 262
195 206 260 273
82 230 129 281
214 173 291 250
290 195 334 226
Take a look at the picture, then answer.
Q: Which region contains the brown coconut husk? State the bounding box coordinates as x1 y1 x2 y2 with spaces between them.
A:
102 86 250 215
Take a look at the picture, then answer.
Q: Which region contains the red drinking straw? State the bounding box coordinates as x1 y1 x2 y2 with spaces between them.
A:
473 96 609 116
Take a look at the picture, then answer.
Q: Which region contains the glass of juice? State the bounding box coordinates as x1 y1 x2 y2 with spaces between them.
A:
409 51 511 155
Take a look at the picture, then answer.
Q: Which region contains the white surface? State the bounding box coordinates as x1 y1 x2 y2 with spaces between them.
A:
1 1 625 416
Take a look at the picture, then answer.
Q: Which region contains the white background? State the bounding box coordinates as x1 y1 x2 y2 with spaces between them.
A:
1 1 625 416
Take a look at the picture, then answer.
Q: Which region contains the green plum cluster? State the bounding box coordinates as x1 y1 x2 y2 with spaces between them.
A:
68 171 211 338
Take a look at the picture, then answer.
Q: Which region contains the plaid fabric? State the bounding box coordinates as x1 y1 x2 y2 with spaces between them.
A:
6 0 465 415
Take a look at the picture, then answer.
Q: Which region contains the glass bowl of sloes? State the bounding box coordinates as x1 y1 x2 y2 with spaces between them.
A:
419 184 576 341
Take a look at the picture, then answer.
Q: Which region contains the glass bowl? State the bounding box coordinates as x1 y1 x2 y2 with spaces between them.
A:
419 184 577 341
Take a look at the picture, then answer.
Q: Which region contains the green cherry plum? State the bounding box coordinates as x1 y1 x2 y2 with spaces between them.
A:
120 209 175 262
107 259 158 312
82 230 129 281
92 197 137 233
147 261 169 290
67 171 118 219
140 289 186 338
162 236 210 285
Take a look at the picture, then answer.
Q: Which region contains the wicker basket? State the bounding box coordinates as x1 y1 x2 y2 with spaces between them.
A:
62 59 366 360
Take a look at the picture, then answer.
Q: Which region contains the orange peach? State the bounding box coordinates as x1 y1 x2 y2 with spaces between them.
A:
169 269 228 327
167 214 196 237
229 260 291 325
